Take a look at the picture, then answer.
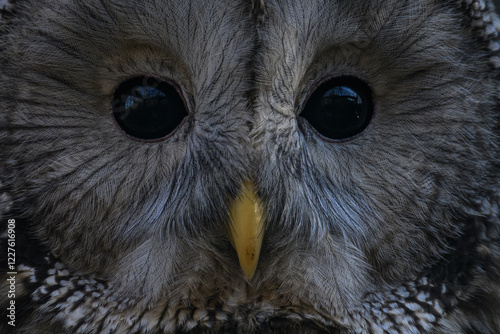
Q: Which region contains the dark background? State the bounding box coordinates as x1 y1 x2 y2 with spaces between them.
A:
494 0 500 13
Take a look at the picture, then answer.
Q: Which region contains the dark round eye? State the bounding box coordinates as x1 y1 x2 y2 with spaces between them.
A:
112 76 187 140
299 76 373 140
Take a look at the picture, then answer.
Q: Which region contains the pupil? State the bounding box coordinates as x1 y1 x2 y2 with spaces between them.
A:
300 77 373 140
112 77 187 140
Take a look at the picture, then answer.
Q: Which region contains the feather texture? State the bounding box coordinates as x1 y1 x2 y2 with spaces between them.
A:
0 0 499 333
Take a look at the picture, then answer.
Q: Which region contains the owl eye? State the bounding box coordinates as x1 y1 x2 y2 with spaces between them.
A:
112 76 188 140
299 76 373 140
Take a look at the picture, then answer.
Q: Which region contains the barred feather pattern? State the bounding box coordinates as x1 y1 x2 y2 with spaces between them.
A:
2 210 496 333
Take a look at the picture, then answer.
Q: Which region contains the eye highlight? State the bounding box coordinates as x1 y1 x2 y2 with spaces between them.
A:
112 76 188 140
299 76 373 140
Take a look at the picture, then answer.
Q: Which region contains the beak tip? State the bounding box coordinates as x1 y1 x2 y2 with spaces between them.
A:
243 270 256 281
240 255 258 280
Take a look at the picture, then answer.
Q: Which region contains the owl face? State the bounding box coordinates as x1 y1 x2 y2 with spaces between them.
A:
1 0 499 333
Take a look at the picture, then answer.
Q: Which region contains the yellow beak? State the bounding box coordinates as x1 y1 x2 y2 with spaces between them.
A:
229 181 265 280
